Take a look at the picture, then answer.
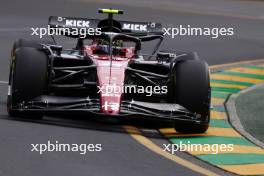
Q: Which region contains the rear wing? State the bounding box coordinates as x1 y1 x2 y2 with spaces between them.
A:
48 16 163 36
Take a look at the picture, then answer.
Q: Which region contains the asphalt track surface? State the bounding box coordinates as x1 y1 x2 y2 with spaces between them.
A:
0 0 264 176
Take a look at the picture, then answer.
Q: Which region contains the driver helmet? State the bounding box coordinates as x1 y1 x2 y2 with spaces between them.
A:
93 38 123 54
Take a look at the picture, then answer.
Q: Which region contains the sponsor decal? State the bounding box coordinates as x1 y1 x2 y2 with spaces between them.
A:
102 101 119 111
65 20 90 28
56 17 91 28
122 23 147 31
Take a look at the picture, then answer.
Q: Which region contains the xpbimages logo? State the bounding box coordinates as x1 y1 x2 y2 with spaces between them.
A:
163 142 234 154
97 84 168 97
30 141 102 155
163 25 234 39
31 25 102 38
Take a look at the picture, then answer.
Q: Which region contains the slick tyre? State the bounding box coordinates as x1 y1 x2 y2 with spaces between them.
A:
172 60 211 133
13 38 55 50
7 46 49 118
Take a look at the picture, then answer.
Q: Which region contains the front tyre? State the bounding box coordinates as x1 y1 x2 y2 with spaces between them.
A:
7 47 48 118
170 60 211 133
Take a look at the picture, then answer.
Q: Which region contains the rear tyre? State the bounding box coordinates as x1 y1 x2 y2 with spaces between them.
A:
7 45 49 118
170 60 211 133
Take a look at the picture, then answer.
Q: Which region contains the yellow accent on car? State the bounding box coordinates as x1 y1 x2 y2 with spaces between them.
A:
99 9 123 14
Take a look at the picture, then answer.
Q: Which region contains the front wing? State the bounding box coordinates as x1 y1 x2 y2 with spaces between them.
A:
12 95 205 124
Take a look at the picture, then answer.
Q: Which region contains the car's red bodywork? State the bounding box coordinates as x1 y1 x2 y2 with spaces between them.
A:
84 45 135 115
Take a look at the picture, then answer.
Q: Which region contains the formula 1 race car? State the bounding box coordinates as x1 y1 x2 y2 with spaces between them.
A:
7 9 211 133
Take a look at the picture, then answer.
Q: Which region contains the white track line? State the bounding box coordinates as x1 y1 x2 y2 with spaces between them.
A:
0 81 8 84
